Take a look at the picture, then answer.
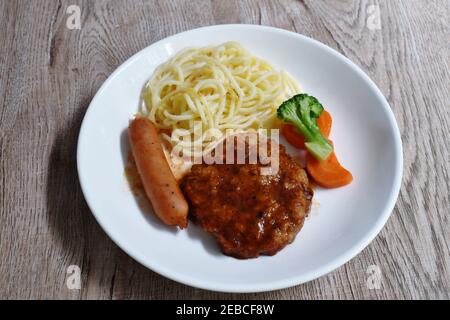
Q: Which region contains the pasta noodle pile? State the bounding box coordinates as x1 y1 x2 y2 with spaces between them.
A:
141 42 300 156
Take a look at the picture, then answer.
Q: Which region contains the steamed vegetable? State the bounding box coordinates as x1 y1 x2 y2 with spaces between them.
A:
282 110 333 149
278 96 353 188
281 124 306 149
316 110 332 139
306 113 353 188
277 94 333 161
306 149 353 188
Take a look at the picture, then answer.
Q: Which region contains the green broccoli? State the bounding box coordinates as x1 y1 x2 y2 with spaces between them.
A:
277 94 333 161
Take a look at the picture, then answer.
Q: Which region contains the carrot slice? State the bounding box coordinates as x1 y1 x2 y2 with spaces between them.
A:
281 108 353 187
282 124 305 148
306 151 353 188
305 110 352 188
317 110 332 138
282 110 332 149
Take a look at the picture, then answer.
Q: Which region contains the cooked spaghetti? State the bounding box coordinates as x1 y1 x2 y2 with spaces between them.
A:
141 42 301 156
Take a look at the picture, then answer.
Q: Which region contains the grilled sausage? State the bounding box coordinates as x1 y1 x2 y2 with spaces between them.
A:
129 117 188 228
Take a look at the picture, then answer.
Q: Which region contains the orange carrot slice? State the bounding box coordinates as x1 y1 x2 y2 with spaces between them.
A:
317 110 332 138
282 110 332 149
306 152 353 188
307 110 352 188
282 124 306 148
281 108 352 188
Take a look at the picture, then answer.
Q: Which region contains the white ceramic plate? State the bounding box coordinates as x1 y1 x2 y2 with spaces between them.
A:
77 25 402 293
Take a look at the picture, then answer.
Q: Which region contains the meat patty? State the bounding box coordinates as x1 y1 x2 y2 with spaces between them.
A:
181 137 313 259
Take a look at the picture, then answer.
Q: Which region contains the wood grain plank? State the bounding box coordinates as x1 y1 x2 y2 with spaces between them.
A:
0 0 448 299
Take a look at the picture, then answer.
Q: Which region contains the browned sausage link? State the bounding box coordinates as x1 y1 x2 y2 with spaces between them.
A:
129 117 188 228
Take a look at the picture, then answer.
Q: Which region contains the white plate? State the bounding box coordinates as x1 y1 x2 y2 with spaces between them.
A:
77 25 402 293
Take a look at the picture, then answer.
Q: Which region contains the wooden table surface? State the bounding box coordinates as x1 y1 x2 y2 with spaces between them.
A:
0 0 449 300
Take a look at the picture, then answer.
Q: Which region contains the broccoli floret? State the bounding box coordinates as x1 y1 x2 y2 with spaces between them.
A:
277 94 333 161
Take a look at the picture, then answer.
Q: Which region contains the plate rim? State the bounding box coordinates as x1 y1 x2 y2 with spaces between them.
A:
77 24 403 293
